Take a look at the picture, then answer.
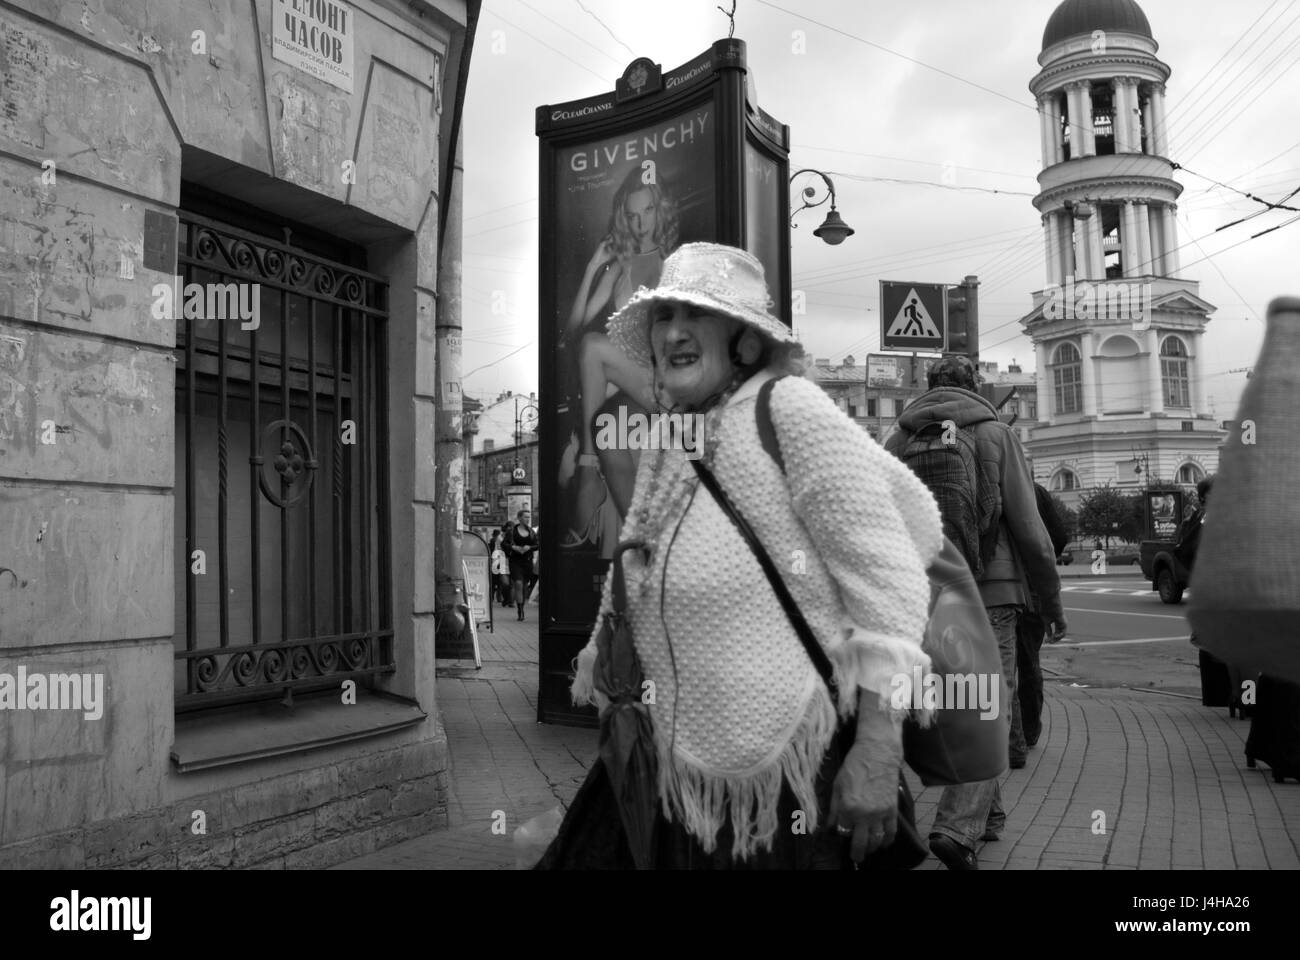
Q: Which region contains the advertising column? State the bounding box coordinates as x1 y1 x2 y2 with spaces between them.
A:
536 40 789 724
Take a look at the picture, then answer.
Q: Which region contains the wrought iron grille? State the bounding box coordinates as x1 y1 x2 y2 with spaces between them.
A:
174 212 393 711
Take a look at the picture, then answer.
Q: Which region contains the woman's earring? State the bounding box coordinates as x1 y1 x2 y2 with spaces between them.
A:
739 331 761 366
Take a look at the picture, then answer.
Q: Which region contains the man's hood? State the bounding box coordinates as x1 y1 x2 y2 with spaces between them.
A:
897 386 1000 431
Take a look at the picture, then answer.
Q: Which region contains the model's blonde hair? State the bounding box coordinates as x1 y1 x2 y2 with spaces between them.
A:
607 166 680 261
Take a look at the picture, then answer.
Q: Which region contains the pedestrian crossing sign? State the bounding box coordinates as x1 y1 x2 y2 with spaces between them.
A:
880 281 947 350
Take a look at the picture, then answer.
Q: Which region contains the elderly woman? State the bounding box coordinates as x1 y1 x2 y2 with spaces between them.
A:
567 243 943 868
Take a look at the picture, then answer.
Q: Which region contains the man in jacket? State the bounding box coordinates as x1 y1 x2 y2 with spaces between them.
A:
1013 483 1071 763
886 355 1067 869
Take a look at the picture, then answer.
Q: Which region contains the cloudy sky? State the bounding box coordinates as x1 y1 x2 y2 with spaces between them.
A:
459 0 1299 420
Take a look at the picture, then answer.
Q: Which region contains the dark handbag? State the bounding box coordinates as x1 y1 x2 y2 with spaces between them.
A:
690 457 928 871
754 376 1009 787
535 541 659 869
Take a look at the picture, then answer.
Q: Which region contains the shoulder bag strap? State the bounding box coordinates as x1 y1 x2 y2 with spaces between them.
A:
689 457 839 703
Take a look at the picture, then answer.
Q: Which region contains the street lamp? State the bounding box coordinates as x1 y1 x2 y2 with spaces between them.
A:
790 168 855 245
514 396 540 477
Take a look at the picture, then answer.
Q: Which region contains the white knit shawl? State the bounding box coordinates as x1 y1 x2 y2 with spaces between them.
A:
572 369 943 860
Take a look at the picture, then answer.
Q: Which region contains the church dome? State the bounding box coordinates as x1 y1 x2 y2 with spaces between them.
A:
1042 0 1153 50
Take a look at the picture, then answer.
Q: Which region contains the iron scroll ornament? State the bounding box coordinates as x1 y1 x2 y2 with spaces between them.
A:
253 419 319 508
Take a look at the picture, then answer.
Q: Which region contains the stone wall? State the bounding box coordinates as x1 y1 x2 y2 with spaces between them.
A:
0 0 473 867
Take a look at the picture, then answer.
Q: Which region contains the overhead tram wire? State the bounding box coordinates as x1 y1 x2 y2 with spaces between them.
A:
795 145 1039 183
791 223 1038 282
464 197 538 222
1176 211 1264 325
977 214 1300 356
793 226 1043 289
1160 0 1293 139
1177 28 1300 161
573 0 636 59
486 9 608 82
463 340 537 380
768 1 1290 308
751 0 1029 111
516 0 625 68
766 3 1289 364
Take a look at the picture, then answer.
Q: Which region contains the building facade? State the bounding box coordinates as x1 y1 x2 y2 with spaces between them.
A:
810 355 1038 447
1019 0 1223 506
0 0 478 868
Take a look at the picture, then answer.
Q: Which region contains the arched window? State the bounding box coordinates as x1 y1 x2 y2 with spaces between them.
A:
1176 462 1204 485
1161 336 1190 407
1053 343 1082 414
1050 468 1079 492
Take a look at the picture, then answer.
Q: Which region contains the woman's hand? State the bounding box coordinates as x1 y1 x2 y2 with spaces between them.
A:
828 691 904 863
587 238 615 273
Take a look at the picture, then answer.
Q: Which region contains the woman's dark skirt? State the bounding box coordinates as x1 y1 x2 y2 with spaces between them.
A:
536 724 923 870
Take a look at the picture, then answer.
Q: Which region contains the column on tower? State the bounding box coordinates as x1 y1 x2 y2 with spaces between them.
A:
1080 82 1097 156
1146 204 1164 277
1064 82 1095 158
1112 77 1132 152
1038 94 1056 168
1071 204 1093 279
1121 200 1139 277
1127 78 1144 154
1044 212 1062 286
1150 83 1169 156
1035 340 1053 423
1162 204 1181 275
1058 209 1077 281
1121 77 1144 153
1087 205 1105 280
1133 201 1152 277
1080 331 1098 417
1141 85 1155 155
1145 326 1165 415
1047 93 1065 164
1063 84 1080 159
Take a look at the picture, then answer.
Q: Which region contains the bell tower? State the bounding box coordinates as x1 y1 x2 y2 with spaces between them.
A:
1019 0 1223 503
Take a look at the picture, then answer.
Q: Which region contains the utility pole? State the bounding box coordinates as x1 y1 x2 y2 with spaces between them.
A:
435 132 468 648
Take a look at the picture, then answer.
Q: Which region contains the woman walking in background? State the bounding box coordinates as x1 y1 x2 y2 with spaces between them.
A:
489 530 511 608
506 509 538 621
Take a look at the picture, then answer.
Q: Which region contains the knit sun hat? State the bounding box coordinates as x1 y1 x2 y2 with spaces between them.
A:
606 242 799 367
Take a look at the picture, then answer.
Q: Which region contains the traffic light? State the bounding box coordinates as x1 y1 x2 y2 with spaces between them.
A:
946 276 979 362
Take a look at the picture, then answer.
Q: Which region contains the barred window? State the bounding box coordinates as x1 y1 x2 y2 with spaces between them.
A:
1176 462 1204 485
1161 336 1190 407
173 207 392 711
1053 343 1082 414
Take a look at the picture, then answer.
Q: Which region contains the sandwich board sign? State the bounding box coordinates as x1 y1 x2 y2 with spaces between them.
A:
881 281 946 351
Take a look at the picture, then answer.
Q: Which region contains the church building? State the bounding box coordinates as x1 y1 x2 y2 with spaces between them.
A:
1019 0 1224 505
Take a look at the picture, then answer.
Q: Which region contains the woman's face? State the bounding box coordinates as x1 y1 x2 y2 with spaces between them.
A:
624 188 658 249
650 302 740 410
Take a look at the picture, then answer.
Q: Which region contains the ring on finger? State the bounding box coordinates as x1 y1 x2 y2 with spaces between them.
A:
836 825 853 836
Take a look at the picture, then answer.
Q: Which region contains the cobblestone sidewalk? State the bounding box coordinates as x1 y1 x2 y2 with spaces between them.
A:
334 619 1300 870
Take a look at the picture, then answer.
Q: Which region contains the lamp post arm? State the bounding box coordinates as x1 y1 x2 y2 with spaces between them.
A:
789 168 839 228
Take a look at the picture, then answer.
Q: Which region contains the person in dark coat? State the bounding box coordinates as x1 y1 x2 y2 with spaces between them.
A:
1013 483 1070 762
504 509 538 621
1175 476 1212 571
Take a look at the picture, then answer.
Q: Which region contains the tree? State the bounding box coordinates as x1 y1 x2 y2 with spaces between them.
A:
1049 493 1077 543
1076 485 1143 547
